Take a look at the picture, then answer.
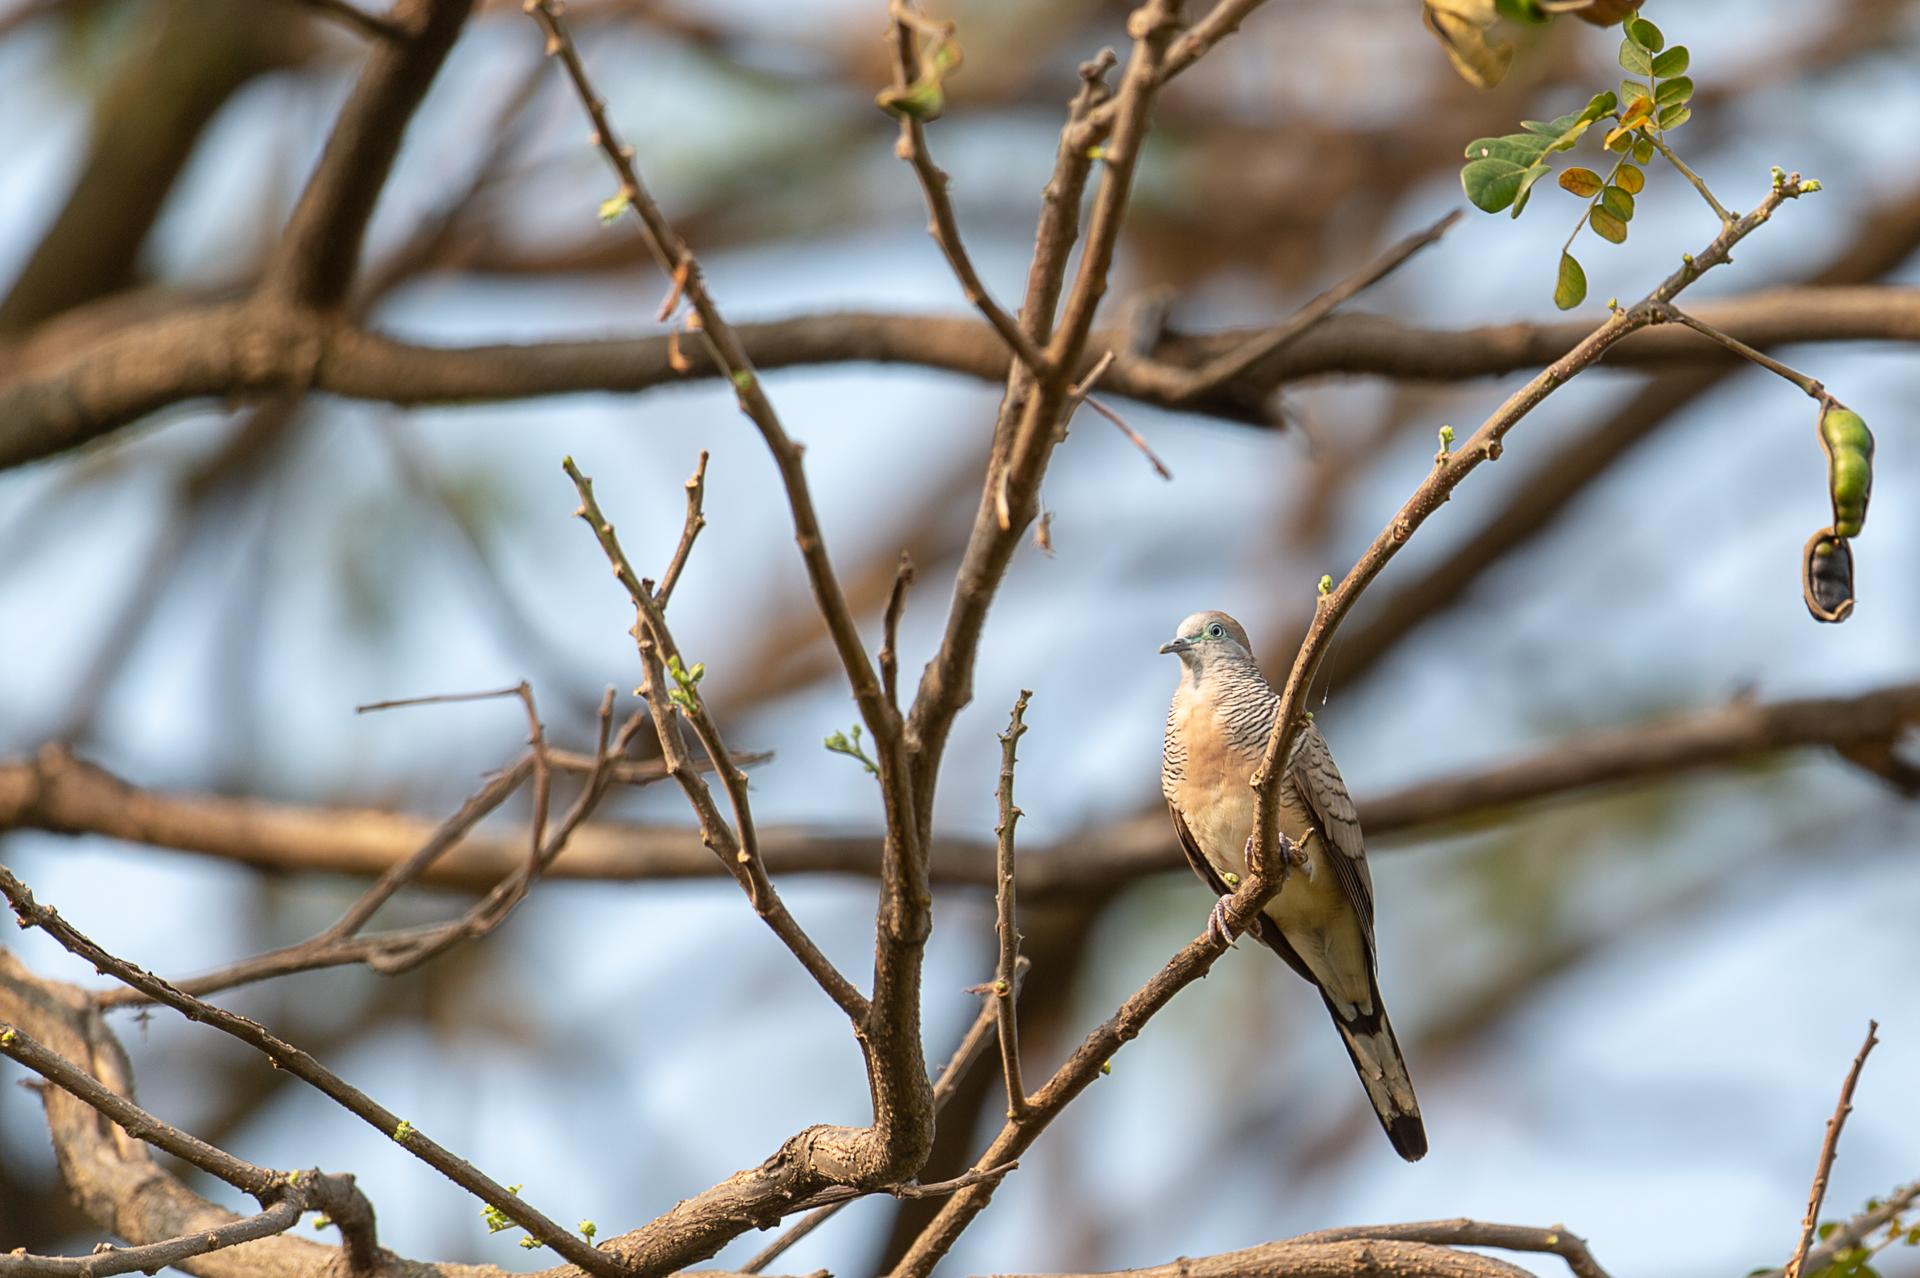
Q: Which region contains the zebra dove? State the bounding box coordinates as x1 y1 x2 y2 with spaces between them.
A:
1160 610 1426 1161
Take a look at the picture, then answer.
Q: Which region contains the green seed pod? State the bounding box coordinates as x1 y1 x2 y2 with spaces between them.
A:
1818 405 1874 537
1802 529 1854 624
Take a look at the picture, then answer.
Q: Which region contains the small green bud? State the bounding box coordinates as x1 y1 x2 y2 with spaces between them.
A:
1317 574 1333 596
287 1169 302 1184
518 1237 545 1250
597 192 631 224
579 1221 598 1241
392 1119 414 1143
313 1215 333 1230
1221 871 1239 887
731 369 755 392
1438 424 1454 450
1771 165 1786 189
1099 1059 1112 1076
993 978 1009 996
1801 178 1822 192
0 1027 15 1046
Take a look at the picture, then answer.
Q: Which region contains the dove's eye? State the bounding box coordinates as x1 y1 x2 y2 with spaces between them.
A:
1206 623 1225 640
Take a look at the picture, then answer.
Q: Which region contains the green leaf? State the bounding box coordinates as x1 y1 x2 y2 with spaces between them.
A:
597 193 631 224
1615 162 1645 194
1619 78 1646 107
1553 253 1587 310
1818 1223 1842 1241
1656 76 1695 107
1462 157 1546 213
1520 93 1614 140
1658 104 1693 130
1462 133 1552 165
1589 207 1628 243
1510 163 1550 217
1626 16 1664 51
1632 136 1656 163
1580 90 1619 122
1651 45 1690 76
1619 38 1652 75
1601 185 1635 220
1559 167 1603 197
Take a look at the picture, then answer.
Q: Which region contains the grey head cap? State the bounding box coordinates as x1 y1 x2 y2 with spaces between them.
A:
1158 610 1253 668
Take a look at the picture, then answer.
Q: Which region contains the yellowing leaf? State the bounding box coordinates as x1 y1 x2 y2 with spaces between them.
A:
1589 207 1628 243
1615 163 1645 194
1559 167 1604 197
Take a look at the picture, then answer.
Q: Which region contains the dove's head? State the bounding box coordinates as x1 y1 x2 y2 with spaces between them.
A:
1158 610 1253 677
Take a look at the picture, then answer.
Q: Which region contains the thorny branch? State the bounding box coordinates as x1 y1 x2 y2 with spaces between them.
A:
991 691 1032 1121
1784 1021 1881 1278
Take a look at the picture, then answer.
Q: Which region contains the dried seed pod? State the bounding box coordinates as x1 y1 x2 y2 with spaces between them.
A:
1802 529 1855 624
1818 405 1874 537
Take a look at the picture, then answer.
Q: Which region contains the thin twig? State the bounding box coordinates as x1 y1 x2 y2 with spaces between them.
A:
656 449 709 608
880 551 915 713
1169 207 1463 401
0 867 626 1278
0 1021 378 1275
354 684 529 714
563 457 869 1021
992 691 1032 1121
1785 1020 1881 1278
0 1200 304 1278
1658 304 1828 400
885 2 1051 376
1083 395 1172 480
1642 129 1736 226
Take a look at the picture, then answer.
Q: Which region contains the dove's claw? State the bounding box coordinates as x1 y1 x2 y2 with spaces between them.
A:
1206 895 1238 948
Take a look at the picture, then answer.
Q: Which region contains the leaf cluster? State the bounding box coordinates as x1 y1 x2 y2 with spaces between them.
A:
1458 14 1698 309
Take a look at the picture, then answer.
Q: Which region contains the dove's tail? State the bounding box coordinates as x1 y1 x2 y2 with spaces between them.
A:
1321 970 1426 1162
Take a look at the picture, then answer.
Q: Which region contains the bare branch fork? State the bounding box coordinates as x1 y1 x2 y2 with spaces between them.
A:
527 19 940 1253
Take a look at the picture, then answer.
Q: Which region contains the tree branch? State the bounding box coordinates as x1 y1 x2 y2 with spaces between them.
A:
0 868 622 1278
1784 1021 1881 1278
263 0 475 308
885 4 1051 376
7 287 1919 470
986 1237 1539 1277
564 457 868 1022
8 680 1915 896
1285 1220 1611 1278
991 691 1032 1121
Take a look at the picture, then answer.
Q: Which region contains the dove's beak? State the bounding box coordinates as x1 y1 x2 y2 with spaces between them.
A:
1158 638 1189 655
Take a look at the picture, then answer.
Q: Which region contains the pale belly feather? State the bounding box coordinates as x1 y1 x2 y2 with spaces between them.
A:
1179 767 1374 1017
